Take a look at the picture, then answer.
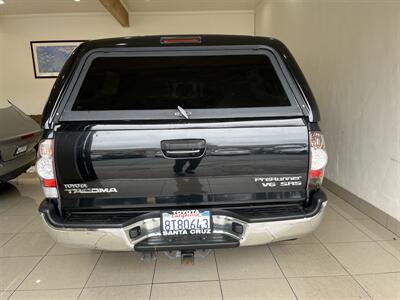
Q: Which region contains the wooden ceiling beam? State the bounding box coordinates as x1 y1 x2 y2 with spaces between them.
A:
99 0 129 27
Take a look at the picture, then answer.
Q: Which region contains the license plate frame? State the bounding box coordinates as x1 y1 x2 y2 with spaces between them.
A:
161 210 212 236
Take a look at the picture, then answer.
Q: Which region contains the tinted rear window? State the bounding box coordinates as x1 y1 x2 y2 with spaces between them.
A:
72 55 290 111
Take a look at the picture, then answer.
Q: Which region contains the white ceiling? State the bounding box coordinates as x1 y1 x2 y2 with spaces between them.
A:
0 0 261 15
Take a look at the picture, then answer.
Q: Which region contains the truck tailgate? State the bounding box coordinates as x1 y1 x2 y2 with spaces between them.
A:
55 118 309 210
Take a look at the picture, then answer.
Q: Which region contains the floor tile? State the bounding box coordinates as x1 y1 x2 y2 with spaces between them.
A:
387 216 400 238
349 218 398 241
314 218 371 243
0 292 12 300
2 201 39 216
270 243 346 277
47 243 100 256
216 246 282 280
326 242 400 274
86 252 154 287
19 217 45 233
0 199 21 215
355 273 400 300
0 185 22 214
0 233 14 247
8 289 81 300
0 216 34 233
288 275 371 300
378 240 400 261
273 233 320 245
322 188 340 200
80 285 151 300
14 178 44 201
151 281 222 300
0 256 41 291
0 233 54 257
328 200 368 220
18 254 100 290
323 207 347 223
221 278 296 300
323 189 365 218
154 252 218 283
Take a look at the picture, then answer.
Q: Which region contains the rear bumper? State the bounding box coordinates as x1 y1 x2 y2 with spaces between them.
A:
39 191 327 251
0 150 36 182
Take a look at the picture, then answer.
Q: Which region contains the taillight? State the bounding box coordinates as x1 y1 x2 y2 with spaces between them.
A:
308 131 328 189
21 133 35 140
36 139 59 198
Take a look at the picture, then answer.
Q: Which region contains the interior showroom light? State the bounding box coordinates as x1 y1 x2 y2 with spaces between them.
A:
0 0 5 5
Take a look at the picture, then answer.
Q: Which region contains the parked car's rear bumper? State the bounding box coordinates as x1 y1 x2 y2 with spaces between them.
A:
0 149 36 182
39 191 327 251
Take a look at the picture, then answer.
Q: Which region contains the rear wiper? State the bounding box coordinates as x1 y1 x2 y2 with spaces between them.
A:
176 106 191 120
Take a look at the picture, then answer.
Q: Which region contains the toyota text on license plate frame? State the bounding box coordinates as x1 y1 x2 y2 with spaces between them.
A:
161 210 212 236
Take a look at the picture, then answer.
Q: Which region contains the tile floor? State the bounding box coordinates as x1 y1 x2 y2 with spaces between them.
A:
0 175 399 300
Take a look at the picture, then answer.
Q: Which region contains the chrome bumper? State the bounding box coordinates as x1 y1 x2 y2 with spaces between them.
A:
40 202 327 251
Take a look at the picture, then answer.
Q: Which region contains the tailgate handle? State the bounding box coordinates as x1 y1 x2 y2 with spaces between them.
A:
165 149 201 155
161 139 206 159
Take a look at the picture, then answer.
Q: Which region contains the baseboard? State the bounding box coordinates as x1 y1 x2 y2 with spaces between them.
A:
323 178 400 237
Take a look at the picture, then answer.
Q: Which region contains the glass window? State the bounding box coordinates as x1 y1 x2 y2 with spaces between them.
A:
72 55 291 111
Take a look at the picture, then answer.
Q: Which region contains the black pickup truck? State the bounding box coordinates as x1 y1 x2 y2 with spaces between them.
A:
37 35 328 256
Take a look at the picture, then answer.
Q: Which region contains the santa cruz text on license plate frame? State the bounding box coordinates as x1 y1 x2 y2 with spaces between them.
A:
161 210 212 236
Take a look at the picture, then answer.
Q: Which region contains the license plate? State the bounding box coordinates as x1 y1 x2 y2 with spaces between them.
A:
15 145 28 155
161 210 212 236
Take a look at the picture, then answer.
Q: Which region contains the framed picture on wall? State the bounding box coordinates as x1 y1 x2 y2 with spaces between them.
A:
30 40 84 78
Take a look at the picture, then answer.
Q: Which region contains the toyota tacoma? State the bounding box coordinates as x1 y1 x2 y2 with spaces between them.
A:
37 35 328 258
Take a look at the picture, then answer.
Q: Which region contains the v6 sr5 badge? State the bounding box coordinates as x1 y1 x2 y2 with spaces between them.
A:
254 176 303 188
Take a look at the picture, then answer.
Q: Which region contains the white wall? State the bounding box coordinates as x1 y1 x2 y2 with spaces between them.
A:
0 11 254 114
256 0 400 220
0 26 4 102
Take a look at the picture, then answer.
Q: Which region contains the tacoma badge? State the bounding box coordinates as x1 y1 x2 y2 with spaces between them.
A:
63 183 118 194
